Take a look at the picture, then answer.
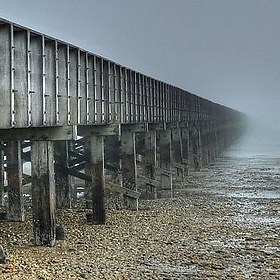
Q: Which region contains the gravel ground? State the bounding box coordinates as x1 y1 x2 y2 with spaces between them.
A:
0 182 280 280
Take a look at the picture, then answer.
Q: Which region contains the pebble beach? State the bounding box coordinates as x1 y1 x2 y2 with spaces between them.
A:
0 178 279 279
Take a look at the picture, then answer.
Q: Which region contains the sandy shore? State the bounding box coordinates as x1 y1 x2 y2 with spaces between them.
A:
0 180 280 280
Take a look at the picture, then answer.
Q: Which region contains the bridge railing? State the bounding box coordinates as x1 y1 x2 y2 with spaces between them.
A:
0 18 243 130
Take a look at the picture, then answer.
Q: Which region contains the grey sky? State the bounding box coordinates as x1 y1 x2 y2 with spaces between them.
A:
0 0 279 124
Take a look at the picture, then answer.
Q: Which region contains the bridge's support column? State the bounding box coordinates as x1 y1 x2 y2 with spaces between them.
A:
6 141 24 221
31 141 56 246
159 129 171 170
158 129 173 198
0 142 5 207
200 126 210 166
215 126 223 155
181 127 190 175
213 126 220 157
121 129 138 210
209 125 217 162
144 130 157 199
191 127 202 171
85 136 106 224
171 128 182 163
171 127 185 181
84 139 93 209
54 141 72 209
68 141 79 206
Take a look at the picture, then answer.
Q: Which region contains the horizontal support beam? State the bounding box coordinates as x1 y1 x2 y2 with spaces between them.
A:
0 126 78 141
57 165 139 198
106 181 140 199
137 175 160 187
166 122 179 130
78 124 120 136
121 123 148 133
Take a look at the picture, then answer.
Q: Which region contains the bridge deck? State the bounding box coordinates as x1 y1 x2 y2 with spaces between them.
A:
0 17 242 132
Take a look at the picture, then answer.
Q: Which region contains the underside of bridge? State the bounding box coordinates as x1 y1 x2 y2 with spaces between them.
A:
0 18 246 246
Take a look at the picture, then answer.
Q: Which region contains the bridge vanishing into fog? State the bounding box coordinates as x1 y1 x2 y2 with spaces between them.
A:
0 18 245 246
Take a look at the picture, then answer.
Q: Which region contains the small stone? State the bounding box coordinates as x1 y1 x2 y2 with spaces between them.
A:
252 257 265 263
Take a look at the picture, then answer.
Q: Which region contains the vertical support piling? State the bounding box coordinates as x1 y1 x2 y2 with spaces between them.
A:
84 139 92 209
121 128 138 210
54 141 72 209
6 141 24 221
89 136 106 224
144 130 157 199
171 127 183 165
158 129 171 170
181 127 190 174
158 129 173 198
191 126 202 171
31 141 56 247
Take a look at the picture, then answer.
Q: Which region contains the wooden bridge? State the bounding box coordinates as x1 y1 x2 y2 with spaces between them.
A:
0 18 246 246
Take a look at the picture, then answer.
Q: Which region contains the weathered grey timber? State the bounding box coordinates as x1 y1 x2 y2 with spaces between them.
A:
121 127 138 210
6 141 24 221
31 141 56 246
54 141 72 209
143 130 157 199
87 136 106 224
0 17 247 246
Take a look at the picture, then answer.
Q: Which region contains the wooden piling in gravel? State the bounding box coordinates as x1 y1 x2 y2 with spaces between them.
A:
6 141 24 222
144 130 157 199
89 136 105 224
121 129 138 210
31 141 56 247
54 141 72 209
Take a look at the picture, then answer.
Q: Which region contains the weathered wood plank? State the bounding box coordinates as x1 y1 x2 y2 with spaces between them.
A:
0 24 12 128
45 39 56 126
79 51 87 124
137 175 160 187
106 181 140 199
14 29 28 127
57 43 68 126
69 48 78 125
0 126 77 141
57 166 139 199
30 34 43 126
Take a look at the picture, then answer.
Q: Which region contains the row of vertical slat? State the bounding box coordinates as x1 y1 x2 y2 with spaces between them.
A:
0 21 240 129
